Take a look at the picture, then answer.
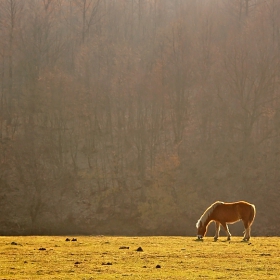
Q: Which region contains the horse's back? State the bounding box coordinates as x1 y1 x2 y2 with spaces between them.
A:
212 201 255 224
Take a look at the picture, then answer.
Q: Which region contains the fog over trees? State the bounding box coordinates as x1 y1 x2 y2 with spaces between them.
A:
0 0 279 236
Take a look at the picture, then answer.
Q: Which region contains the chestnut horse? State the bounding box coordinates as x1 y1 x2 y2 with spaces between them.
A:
196 201 256 241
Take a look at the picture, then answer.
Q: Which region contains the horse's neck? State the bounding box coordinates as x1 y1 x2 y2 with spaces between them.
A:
203 215 212 227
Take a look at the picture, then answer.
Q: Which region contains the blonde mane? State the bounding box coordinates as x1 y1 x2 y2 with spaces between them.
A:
196 201 224 228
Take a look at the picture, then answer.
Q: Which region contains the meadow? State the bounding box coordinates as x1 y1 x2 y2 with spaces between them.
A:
0 235 279 279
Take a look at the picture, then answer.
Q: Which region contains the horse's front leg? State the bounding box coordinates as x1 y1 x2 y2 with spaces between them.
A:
221 222 231 241
214 222 220 241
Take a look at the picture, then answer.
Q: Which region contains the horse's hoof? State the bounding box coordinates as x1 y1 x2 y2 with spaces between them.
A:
195 238 203 242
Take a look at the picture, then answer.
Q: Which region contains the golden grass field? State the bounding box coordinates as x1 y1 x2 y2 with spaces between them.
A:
0 235 279 279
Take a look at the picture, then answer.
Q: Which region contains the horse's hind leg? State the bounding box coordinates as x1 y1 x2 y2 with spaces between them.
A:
242 221 251 241
221 222 231 241
214 222 220 241
243 205 255 241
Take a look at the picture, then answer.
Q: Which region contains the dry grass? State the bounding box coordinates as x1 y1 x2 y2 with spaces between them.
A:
0 236 279 279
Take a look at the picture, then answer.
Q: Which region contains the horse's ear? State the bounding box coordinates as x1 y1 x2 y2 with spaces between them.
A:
196 220 201 228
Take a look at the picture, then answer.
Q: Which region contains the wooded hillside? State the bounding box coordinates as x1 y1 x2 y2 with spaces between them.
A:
0 0 279 236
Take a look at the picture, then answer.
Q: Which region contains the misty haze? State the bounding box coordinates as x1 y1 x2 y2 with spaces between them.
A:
0 0 278 237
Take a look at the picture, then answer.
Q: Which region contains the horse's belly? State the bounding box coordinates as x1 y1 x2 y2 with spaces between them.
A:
226 218 241 224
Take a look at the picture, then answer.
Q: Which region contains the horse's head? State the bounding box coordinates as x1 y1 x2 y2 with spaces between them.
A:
196 220 206 239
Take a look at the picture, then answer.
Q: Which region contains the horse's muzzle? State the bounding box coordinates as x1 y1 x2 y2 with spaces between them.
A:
197 235 203 239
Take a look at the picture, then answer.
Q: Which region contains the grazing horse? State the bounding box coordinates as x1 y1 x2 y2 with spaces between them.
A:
196 201 256 241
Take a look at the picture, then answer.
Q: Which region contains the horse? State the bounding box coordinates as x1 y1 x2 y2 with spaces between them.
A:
196 201 256 241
